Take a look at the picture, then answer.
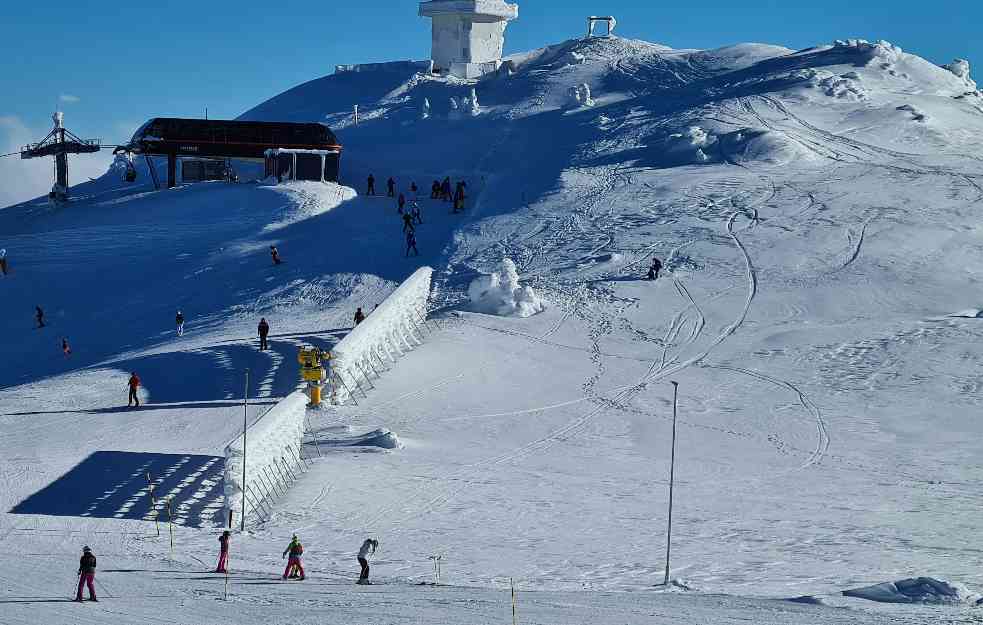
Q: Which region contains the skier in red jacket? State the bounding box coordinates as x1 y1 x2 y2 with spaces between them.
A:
127 373 141 407
216 530 230 573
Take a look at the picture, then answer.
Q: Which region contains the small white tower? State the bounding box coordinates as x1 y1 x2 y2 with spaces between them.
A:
419 0 518 79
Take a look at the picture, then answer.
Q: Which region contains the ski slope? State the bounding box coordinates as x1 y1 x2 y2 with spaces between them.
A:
2 35 983 624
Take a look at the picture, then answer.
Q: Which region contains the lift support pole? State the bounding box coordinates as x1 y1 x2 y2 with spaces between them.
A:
167 153 177 188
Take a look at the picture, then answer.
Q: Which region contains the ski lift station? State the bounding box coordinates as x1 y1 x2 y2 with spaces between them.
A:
119 118 343 189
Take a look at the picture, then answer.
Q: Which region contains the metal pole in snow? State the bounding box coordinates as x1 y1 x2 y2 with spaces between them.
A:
240 369 249 532
663 381 679 586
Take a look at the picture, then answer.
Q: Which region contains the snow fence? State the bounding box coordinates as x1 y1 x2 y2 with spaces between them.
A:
330 266 433 404
223 391 309 525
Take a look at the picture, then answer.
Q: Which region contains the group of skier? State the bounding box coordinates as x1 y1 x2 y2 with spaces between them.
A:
366 174 471 257
71 535 377 603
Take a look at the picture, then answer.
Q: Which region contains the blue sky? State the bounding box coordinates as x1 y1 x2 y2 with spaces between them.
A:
1 0 980 205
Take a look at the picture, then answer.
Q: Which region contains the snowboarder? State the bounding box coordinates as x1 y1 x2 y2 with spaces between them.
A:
409 182 418 201
176 311 185 337
62 337 71 358
357 538 378 584
453 182 466 213
411 201 422 224
366 174 376 196
398 192 406 213
405 231 419 257
270 245 282 265
354 307 366 326
387 177 396 197
282 535 305 580
430 180 440 199
127 372 141 407
440 177 452 201
402 212 415 233
216 530 230 573
35 305 45 328
75 546 97 602
647 257 663 280
258 317 270 351
0 248 7 276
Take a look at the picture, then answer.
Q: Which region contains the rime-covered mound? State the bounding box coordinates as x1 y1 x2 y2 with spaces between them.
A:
467 258 545 317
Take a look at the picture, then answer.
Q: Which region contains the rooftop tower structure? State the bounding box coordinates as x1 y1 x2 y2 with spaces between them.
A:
419 0 518 79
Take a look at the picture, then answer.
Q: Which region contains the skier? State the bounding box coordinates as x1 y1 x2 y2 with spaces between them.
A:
270 245 282 265
258 317 270 351
398 192 406 214
127 372 141 407
646 257 663 280
430 180 440 199
216 530 230 573
282 535 305 580
366 174 376 196
387 177 396 197
440 177 452 201
74 546 97 602
409 182 418 201
402 212 415 233
411 201 422 224
35 305 45 328
357 538 378 584
354 307 366 326
0 248 7 276
176 311 185 337
62 337 71 358
405 231 419 257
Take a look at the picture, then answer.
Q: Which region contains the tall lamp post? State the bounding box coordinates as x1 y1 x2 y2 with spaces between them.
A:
240 369 249 532
663 380 679 586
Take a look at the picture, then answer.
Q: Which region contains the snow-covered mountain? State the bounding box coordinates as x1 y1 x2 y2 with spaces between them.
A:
2 35 983 624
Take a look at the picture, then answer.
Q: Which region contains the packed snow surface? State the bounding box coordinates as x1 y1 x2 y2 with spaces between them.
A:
2 33 983 625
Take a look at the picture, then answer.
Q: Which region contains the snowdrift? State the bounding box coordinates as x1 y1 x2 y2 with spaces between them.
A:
330 266 433 403
843 577 983 605
223 391 309 524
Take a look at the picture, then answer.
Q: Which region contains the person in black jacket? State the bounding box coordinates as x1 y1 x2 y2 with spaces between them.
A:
367 174 376 196
647 257 663 280
258 318 270 351
75 546 97 602
387 177 396 197
354 307 366 326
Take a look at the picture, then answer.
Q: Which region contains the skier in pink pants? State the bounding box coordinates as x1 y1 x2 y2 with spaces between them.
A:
216 530 230 573
281 535 305 580
75 546 97 602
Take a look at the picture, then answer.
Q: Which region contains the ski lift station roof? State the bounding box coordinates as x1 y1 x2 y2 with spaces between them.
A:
124 118 342 162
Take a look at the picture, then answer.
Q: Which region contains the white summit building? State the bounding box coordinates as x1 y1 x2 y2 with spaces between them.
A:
419 0 518 79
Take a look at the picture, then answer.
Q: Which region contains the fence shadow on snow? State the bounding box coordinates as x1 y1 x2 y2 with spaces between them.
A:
10 451 225 527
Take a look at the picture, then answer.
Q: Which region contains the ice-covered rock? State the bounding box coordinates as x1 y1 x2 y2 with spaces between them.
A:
817 74 866 100
467 258 545 318
896 104 927 121
564 51 586 66
943 58 977 90
665 126 717 163
568 83 595 107
843 577 982 605
466 88 481 116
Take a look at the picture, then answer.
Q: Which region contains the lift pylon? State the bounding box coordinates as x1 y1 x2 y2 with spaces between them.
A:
20 111 101 201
